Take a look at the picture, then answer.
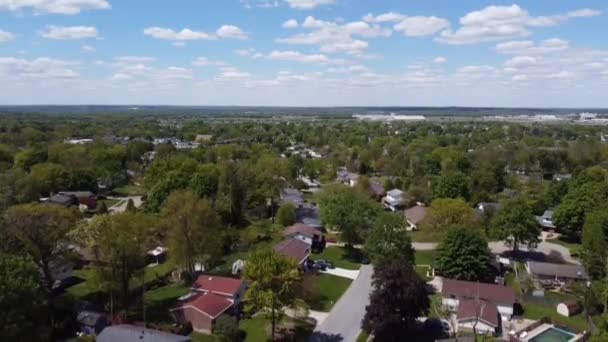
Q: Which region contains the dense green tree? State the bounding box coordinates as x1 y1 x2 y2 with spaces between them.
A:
554 182 608 239
71 212 155 313
423 198 477 231
145 171 190 212
433 172 470 200
276 203 296 227
214 315 242 342
189 164 219 199
491 197 540 251
318 185 380 247
13 147 47 171
30 162 69 195
162 190 222 279
365 212 415 266
435 227 492 281
362 262 430 341
3 204 78 296
244 250 302 341
581 209 608 279
0 254 48 341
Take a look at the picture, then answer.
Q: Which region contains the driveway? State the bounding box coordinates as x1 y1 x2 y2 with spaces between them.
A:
320 267 360 280
108 196 143 214
310 265 373 342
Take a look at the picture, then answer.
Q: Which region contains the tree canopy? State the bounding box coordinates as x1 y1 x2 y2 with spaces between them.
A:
435 226 492 282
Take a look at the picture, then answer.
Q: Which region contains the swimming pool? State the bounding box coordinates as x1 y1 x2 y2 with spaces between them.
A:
529 326 575 342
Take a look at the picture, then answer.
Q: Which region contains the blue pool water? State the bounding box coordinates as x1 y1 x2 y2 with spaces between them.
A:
529 327 575 342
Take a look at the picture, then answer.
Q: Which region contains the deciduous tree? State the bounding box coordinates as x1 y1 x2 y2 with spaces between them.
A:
244 250 302 341
276 203 296 227
365 212 415 266
362 262 430 341
435 226 492 281
491 196 540 252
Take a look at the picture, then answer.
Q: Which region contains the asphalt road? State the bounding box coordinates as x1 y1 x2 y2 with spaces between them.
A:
413 240 579 265
310 265 374 342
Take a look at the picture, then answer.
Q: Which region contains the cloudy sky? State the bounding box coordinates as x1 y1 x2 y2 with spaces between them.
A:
0 0 607 107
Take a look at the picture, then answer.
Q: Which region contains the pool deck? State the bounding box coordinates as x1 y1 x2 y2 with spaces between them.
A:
522 323 581 342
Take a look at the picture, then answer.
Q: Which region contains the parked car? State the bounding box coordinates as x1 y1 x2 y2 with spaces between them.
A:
314 259 335 269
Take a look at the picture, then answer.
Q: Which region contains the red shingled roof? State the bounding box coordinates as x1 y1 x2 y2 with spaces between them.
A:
274 238 310 264
191 275 243 297
457 299 499 327
442 279 516 305
172 293 233 319
284 223 322 238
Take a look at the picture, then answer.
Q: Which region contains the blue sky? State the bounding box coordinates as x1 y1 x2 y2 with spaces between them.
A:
0 0 607 107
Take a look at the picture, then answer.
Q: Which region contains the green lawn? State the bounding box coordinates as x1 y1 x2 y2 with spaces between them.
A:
409 228 444 243
356 331 369 342
239 316 315 342
132 283 190 323
111 184 144 196
310 246 363 270
415 250 437 266
428 293 443 320
416 265 432 281
301 273 352 312
191 332 221 342
545 237 582 258
522 300 588 332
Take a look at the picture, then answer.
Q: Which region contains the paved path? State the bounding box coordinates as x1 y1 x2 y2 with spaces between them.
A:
310 265 373 342
108 196 143 214
321 267 360 280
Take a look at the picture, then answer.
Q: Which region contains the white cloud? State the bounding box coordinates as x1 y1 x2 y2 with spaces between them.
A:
567 8 602 18
0 0 110 15
504 56 539 68
0 57 79 79
437 5 601 45
495 38 569 55
216 25 248 40
41 26 98 40
283 19 298 29
143 27 215 41
266 50 345 64
0 29 15 42
326 65 368 73
192 57 225 67
363 12 406 23
434 56 447 64
235 48 256 56
81 44 95 52
285 0 334 10
277 16 390 56
394 16 449 37
216 67 252 80
241 0 280 9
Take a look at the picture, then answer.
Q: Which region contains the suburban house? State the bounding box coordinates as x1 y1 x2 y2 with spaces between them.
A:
535 210 556 230
171 275 246 334
442 279 516 336
369 182 386 200
59 191 97 210
76 310 107 336
336 168 359 187
274 238 311 266
383 189 407 211
280 188 305 207
475 202 501 217
284 223 325 251
404 205 427 231
97 324 191 342
526 261 588 286
147 246 168 265
296 204 323 229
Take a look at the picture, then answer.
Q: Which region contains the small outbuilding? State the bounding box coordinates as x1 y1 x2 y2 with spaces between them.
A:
557 301 582 317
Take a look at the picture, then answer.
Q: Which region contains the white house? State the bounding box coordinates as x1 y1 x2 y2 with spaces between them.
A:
383 189 407 211
442 279 516 336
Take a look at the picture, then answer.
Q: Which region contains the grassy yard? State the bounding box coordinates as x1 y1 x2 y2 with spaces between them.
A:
416 265 433 281
191 332 221 342
239 316 315 342
409 228 444 243
415 250 437 266
521 300 588 332
356 331 369 342
427 293 443 320
310 246 363 270
301 273 352 312
111 184 144 196
130 283 190 323
545 237 582 258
